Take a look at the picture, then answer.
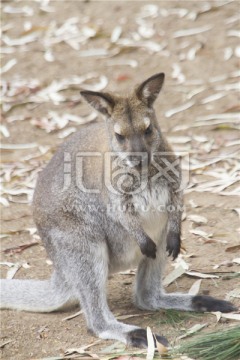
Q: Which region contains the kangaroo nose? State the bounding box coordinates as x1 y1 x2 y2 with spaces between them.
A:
129 155 142 167
131 135 148 153
128 153 149 168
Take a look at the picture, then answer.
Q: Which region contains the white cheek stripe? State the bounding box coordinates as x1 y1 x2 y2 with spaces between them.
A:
114 123 122 135
143 117 150 128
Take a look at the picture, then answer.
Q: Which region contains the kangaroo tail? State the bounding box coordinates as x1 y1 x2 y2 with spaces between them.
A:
0 272 74 313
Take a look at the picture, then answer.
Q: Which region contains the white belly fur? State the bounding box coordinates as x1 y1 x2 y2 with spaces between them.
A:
137 186 169 244
109 186 169 273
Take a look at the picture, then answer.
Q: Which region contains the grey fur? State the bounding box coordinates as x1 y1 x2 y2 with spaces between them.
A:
0 73 237 347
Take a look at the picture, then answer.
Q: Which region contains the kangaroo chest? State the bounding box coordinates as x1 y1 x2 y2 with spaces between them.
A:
134 186 169 243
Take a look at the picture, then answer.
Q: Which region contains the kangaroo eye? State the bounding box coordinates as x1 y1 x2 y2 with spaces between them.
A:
115 133 125 143
145 125 152 135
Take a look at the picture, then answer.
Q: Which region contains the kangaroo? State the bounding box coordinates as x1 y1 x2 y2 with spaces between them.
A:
1 73 237 348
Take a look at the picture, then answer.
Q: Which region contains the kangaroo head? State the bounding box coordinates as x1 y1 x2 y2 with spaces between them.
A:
80 73 165 168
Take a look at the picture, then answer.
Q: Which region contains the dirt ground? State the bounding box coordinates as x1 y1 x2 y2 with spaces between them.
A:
1 1 240 359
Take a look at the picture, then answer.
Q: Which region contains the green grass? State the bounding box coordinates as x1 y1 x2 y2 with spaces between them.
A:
155 309 202 327
174 325 240 360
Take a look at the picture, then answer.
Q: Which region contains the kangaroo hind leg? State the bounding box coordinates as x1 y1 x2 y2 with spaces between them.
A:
135 252 237 313
0 271 74 312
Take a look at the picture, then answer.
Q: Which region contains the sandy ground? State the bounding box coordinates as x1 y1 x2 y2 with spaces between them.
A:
1 1 240 359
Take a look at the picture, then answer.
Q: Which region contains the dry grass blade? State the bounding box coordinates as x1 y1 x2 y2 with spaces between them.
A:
111 26 122 43
211 312 240 322
200 93 226 104
165 101 195 118
196 113 240 121
0 340 13 349
3 4 33 16
189 229 212 239
2 241 39 255
146 327 155 360
173 25 212 38
163 265 186 286
6 263 21 279
0 197 10 206
188 279 202 295
62 310 83 321
116 313 152 320
178 323 207 340
1 58 17 73
64 347 100 359
187 215 207 225
0 143 38 150
186 271 219 279
0 125 10 137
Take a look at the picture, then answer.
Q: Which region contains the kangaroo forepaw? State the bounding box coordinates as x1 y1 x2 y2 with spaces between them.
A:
127 328 168 348
140 239 157 259
166 231 181 260
192 295 238 313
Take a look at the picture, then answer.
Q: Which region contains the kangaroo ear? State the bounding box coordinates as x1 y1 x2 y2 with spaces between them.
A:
136 73 165 107
80 90 115 116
